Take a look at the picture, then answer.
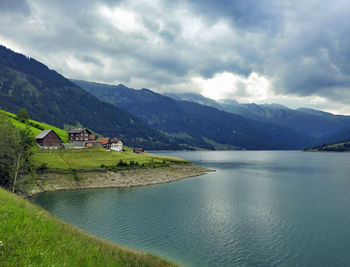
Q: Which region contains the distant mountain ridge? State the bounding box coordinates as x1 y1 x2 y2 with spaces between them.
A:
72 80 317 150
165 92 350 140
0 45 180 149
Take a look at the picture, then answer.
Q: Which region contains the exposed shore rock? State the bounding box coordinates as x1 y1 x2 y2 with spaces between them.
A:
29 163 214 196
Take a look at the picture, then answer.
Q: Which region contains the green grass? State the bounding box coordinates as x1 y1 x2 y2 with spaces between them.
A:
32 147 186 171
0 187 177 267
0 109 68 142
305 140 350 152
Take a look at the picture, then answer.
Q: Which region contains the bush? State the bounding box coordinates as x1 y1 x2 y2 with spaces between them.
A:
116 160 128 167
72 170 81 181
129 160 139 166
36 163 48 173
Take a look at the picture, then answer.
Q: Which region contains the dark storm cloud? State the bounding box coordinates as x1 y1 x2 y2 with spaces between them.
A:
0 0 349 112
186 0 350 98
0 0 30 15
187 0 283 32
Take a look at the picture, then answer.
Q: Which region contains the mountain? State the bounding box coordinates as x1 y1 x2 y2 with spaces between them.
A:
0 45 180 150
166 92 350 141
72 80 314 150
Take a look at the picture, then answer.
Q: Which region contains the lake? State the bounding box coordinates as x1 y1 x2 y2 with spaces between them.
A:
32 151 350 266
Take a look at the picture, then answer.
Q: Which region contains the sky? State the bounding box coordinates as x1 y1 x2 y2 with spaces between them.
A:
0 0 350 114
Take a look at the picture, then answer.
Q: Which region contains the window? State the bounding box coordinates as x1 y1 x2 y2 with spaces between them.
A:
76 137 78 141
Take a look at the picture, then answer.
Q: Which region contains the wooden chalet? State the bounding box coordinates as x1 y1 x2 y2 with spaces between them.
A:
68 128 93 142
36 129 63 149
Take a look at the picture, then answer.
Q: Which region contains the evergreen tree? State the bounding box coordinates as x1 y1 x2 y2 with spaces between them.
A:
16 108 30 123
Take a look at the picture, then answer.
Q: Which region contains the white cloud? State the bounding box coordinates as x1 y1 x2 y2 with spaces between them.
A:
98 5 141 33
193 71 272 102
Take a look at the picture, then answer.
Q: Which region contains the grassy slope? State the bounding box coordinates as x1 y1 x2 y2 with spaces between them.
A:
306 140 350 152
0 188 176 267
32 147 185 171
0 109 68 142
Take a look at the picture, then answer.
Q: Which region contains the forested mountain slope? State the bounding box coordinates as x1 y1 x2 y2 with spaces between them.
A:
0 45 180 149
73 80 314 150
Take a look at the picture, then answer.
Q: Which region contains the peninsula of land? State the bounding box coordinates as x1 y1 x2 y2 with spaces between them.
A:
29 162 213 196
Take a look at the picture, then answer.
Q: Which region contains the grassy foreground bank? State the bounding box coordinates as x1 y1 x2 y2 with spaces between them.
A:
0 187 176 266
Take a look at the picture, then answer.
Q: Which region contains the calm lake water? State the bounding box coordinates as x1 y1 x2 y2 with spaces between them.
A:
32 151 350 266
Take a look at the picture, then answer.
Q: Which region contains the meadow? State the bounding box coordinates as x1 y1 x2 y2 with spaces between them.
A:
32 147 186 171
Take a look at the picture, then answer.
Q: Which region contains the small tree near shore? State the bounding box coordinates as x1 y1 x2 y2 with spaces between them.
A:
0 113 34 193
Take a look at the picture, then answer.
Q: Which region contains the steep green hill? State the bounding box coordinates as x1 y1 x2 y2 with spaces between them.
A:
0 45 180 150
0 187 176 267
0 109 68 142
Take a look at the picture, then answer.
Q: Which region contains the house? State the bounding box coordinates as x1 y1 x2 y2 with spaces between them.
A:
97 137 123 151
133 148 144 153
97 138 110 149
36 129 63 149
68 128 92 142
88 134 97 141
110 138 123 152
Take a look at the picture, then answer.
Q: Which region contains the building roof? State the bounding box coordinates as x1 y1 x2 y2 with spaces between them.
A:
110 137 121 143
97 138 109 145
68 128 91 134
35 129 54 139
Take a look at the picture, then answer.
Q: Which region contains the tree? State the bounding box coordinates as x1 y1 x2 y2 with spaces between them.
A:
0 113 34 193
16 108 30 123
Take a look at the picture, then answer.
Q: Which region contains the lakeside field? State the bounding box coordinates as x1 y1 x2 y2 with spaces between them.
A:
32 147 186 171
0 187 176 267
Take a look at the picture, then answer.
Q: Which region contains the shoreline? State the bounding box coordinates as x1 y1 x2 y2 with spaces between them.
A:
29 162 214 196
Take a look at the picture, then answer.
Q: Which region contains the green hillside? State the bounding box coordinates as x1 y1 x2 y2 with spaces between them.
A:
305 141 350 152
0 109 68 142
0 187 176 267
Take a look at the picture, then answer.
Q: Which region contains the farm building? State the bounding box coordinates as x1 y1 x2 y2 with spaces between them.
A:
36 129 63 149
97 137 123 151
97 138 110 149
110 138 123 152
68 128 93 142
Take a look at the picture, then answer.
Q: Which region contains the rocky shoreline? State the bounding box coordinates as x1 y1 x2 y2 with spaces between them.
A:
29 162 214 196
